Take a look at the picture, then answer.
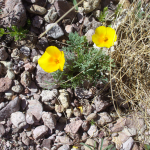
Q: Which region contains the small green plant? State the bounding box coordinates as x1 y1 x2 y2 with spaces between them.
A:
98 7 108 22
0 26 28 41
80 138 116 150
144 144 150 150
50 32 114 89
90 119 96 125
0 9 2 14
114 4 122 18
80 141 97 150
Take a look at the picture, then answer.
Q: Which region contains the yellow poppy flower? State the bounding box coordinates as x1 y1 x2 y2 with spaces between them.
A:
92 26 117 48
38 46 65 73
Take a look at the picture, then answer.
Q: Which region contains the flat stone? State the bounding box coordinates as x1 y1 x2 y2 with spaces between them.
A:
0 77 12 92
33 125 48 140
26 100 43 121
54 0 76 19
40 89 58 102
94 96 111 112
42 112 56 130
42 139 52 150
86 113 97 121
87 125 99 137
0 124 5 137
122 137 134 150
97 112 112 126
11 111 27 128
64 120 83 134
46 23 64 39
20 71 31 87
27 4 47 15
55 136 72 145
0 97 20 121
36 64 59 89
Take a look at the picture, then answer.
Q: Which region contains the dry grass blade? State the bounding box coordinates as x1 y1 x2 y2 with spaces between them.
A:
111 0 150 143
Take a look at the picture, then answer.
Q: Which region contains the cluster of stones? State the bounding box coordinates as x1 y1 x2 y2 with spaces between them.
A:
0 0 149 149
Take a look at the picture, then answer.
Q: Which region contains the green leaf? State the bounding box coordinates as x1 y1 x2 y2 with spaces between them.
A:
0 28 5 36
11 26 18 31
73 0 78 11
144 144 150 150
103 144 115 150
80 143 93 150
100 138 104 150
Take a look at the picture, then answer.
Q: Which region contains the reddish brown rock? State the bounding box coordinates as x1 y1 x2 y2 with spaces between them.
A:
64 120 83 134
0 77 12 92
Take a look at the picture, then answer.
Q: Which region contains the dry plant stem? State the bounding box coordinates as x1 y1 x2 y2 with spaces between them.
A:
39 0 85 38
110 48 121 118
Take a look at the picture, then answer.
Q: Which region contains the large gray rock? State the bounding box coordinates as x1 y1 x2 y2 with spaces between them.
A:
36 64 59 89
0 97 20 121
0 0 27 28
46 23 64 39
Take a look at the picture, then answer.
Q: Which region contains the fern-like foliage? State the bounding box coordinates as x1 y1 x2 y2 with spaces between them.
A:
51 32 114 89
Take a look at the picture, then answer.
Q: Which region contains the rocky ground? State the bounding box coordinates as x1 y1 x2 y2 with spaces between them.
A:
0 0 150 149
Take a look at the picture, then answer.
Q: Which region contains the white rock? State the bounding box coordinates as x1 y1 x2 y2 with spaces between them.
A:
97 112 112 126
42 112 56 130
65 25 73 33
32 55 41 63
58 89 69 109
26 113 35 124
66 108 73 118
87 125 99 137
40 89 58 102
7 69 15 79
83 0 101 13
55 136 72 145
44 7 57 23
122 127 137 136
33 125 48 139
5 89 14 100
26 100 43 121
11 111 27 128
122 137 134 150
85 29 95 44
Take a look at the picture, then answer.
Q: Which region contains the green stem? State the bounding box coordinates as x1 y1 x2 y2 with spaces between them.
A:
59 48 102 85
